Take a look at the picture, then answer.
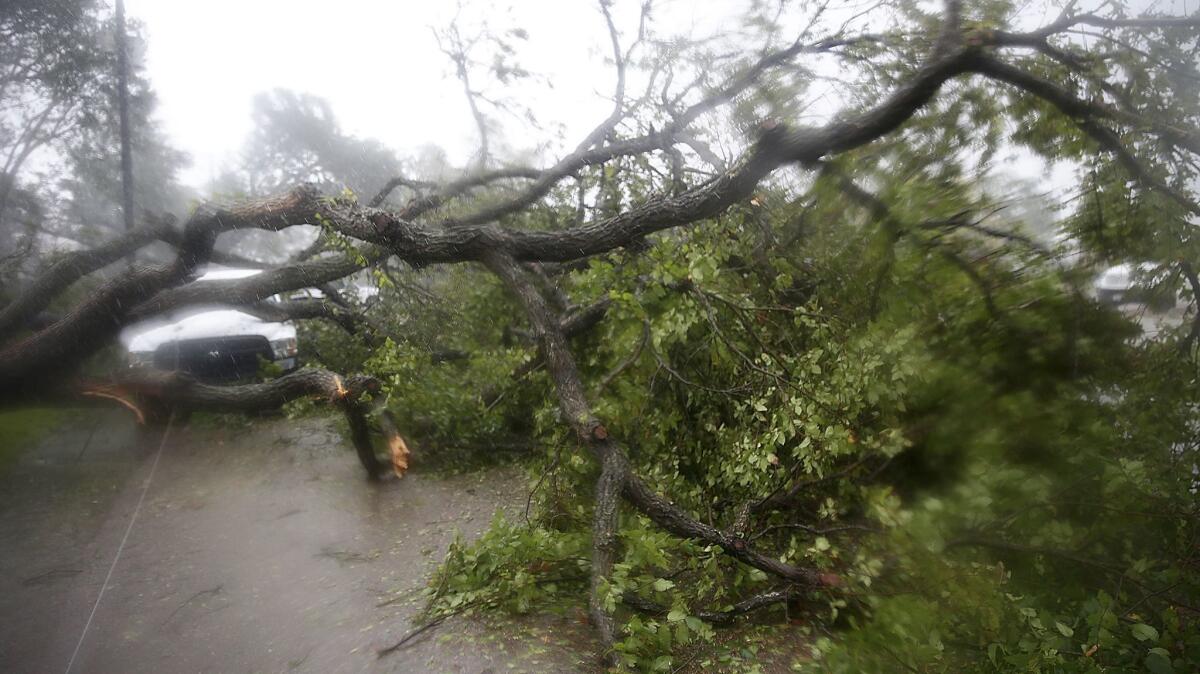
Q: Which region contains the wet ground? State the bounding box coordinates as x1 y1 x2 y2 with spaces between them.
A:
0 412 597 674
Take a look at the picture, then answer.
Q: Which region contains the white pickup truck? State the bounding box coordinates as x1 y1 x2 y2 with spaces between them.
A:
119 268 301 381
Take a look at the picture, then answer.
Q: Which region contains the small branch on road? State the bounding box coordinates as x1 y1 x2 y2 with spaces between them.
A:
166 585 224 622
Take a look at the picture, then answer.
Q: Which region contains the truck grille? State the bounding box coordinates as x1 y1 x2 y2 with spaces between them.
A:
153 335 273 382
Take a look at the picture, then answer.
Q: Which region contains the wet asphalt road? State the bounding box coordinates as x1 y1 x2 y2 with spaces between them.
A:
0 412 595 674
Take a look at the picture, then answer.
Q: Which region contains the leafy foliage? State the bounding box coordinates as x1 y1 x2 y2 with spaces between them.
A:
385 160 1200 671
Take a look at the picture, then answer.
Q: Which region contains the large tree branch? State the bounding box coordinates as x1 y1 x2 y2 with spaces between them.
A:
335 17 979 263
0 218 172 340
129 246 386 320
1026 11 1200 38
433 27 888 231
0 188 326 393
82 367 376 413
344 36 1200 273
970 40 1200 158
68 368 398 478
238 298 373 338
0 188 323 341
972 56 1200 217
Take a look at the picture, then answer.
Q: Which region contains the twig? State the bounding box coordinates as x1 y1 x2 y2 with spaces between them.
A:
377 600 483 657
166 585 223 622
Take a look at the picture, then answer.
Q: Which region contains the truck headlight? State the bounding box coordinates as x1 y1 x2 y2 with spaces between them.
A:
271 337 297 358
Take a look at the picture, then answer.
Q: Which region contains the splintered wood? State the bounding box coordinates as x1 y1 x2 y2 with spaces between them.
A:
389 432 410 478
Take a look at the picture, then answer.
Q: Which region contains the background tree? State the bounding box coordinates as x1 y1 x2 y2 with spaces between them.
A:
113 0 134 234
0 0 108 283
0 0 190 287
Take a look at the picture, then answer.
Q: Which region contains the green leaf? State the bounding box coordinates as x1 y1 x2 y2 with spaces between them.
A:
675 621 690 645
1144 648 1174 674
653 578 675 592
667 609 686 623
1130 623 1160 642
1055 621 1074 637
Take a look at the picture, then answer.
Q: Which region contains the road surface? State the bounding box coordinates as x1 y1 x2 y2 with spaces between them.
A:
0 412 596 673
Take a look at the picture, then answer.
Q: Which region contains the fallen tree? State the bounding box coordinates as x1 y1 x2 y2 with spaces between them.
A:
2 0 1199 668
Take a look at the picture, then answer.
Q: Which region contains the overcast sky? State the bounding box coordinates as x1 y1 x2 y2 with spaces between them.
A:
125 0 723 189
121 0 1190 195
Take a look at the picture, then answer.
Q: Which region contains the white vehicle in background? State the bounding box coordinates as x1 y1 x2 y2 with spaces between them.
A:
1095 263 1141 305
1094 262 1179 310
120 268 302 381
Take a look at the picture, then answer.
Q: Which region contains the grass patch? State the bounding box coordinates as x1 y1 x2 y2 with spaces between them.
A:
0 408 67 470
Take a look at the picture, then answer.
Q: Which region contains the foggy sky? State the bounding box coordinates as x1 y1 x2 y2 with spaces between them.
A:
125 0 1188 194
127 0 716 188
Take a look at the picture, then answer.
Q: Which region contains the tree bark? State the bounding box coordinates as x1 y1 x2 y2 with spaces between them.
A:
589 449 627 659
67 367 396 477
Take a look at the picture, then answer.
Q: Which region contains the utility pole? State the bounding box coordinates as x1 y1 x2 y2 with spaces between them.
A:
115 0 135 233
